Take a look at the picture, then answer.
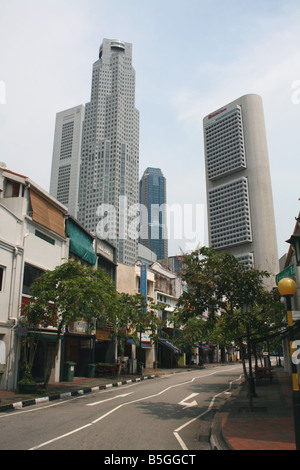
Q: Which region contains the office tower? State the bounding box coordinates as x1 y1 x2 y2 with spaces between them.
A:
49 105 85 217
77 39 139 265
203 94 278 285
139 167 168 260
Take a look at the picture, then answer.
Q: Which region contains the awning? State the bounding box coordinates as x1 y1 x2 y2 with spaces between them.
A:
28 330 64 341
159 339 181 354
127 338 153 349
29 189 65 238
67 218 97 265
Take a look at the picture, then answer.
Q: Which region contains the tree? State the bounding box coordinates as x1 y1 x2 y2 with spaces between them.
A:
23 260 117 388
173 316 206 365
176 247 284 408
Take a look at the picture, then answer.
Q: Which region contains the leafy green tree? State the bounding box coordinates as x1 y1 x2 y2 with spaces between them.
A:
23 260 117 387
107 293 154 376
176 247 284 406
24 260 165 384
173 316 206 365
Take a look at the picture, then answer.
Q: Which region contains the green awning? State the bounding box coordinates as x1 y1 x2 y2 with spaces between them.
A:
67 219 97 265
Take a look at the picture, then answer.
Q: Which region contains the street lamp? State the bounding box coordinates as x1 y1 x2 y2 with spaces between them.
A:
278 277 300 449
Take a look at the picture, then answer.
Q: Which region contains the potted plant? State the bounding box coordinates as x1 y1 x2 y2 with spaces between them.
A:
18 364 37 394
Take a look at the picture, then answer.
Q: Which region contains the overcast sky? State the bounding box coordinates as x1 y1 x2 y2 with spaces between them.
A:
1 0 300 263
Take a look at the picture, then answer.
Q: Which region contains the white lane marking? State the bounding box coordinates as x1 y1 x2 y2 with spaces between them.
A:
86 392 133 406
178 393 199 409
29 366 240 450
0 382 142 419
173 374 243 450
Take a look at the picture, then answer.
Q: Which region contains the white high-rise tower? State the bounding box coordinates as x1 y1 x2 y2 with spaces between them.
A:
49 105 85 218
203 94 278 287
78 39 139 265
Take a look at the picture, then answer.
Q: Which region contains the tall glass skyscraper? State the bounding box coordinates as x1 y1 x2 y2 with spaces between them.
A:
203 94 278 287
139 167 168 260
77 39 140 265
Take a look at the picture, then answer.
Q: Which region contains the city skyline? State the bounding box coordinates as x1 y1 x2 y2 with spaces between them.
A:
1 1 300 259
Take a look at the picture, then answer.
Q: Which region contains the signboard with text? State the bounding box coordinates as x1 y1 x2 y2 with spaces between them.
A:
140 265 147 311
276 264 296 285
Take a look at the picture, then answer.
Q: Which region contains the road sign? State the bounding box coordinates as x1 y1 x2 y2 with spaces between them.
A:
276 264 296 285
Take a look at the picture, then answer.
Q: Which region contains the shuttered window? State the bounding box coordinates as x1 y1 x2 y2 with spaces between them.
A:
29 189 65 238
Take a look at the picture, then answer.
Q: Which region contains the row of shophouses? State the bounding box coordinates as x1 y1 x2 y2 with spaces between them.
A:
0 165 216 391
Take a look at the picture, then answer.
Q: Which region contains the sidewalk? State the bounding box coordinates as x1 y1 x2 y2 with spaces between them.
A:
0 366 196 412
211 367 296 451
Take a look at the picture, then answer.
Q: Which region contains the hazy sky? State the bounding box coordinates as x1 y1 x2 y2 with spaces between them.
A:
1 0 300 262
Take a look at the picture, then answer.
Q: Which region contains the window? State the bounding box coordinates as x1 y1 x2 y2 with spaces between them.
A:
35 230 55 245
208 177 252 249
205 106 246 181
22 263 44 295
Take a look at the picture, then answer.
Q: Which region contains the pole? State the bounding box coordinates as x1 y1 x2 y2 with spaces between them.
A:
286 294 300 450
247 322 257 397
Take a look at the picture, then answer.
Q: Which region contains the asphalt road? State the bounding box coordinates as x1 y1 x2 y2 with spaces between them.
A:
0 364 243 451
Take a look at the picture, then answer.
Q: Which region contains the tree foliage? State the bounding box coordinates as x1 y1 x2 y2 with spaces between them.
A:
23 260 163 385
176 247 284 362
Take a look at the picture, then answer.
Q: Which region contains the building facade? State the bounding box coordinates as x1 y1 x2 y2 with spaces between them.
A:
77 39 140 266
0 164 68 390
203 94 279 287
49 105 85 218
139 167 168 260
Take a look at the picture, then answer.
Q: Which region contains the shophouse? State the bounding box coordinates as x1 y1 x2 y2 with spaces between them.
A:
62 216 97 379
116 260 155 368
0 164 68 390
149 262 183 367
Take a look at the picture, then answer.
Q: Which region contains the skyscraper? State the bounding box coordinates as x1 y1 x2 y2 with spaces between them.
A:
77 39 139 265
49 105 85 218
139 167 168 260
203 94 278 286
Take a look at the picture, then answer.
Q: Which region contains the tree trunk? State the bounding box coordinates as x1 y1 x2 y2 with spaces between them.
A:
44 325 62 389
239 340 253 411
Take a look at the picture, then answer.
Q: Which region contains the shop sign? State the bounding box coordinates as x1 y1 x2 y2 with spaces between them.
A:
68 320 90 335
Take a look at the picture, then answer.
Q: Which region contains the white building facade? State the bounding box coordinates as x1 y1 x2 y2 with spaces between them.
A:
203 94 279 287
0 164 68 390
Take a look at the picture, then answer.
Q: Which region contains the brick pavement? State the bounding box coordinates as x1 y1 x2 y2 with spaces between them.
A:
212 368 297 451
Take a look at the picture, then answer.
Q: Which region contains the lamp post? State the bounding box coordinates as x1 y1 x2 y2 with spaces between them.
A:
246 305 257 398
278 277 300 449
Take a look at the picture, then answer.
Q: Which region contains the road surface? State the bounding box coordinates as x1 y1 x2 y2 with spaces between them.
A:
0 364 242 451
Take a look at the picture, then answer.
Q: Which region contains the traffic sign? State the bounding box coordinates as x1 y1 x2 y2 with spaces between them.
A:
276 264 296 285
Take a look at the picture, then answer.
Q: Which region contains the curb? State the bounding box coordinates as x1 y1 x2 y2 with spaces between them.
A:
210 411 232 450
209 374 244 450
0 374 157 413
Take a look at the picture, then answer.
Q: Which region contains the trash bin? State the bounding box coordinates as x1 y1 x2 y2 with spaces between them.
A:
137 362 143 375
64 362 76 382
87 363 96 378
